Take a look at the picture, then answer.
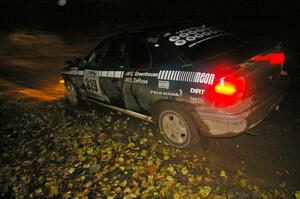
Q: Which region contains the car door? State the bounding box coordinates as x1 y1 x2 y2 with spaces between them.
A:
123 37 154 113
96 38 127 106
83 41 110 103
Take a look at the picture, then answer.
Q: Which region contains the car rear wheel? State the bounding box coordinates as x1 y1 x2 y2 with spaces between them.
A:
157 103 200 148
65 81 79 106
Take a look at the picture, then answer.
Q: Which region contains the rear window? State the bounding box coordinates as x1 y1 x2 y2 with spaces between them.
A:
171 35 243 62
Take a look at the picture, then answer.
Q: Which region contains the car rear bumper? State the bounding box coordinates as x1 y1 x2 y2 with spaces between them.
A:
191 77 288 137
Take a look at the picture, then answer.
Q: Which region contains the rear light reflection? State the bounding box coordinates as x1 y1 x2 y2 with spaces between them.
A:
269 53 285 65
251 52 285 65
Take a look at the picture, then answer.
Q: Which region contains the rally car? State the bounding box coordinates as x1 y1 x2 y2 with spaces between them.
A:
61 23 288 148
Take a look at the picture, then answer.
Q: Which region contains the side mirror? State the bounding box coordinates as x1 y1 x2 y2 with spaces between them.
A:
79 61 85 69
75 57 82 63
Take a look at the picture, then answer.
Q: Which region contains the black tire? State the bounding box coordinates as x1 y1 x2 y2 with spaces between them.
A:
156 102 200 148
65 81 80 106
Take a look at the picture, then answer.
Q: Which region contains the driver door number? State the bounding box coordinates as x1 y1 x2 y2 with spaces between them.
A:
85 78 98 92
84 70 103 97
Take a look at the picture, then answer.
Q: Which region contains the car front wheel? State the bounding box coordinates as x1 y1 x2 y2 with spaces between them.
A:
65 81 80 106
157 103 200 148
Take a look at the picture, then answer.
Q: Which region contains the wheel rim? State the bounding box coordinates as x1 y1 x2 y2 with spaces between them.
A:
161 111 188 144
66 83 78 104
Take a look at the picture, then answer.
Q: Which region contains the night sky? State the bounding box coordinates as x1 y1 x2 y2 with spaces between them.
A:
1 0 299 32
1 0 299 56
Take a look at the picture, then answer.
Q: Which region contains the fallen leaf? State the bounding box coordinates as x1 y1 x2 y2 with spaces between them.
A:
295 191 300 199
181 167 188 175
35 188 43 194
220 170 228 180
49 185 59 196
198 185 211 198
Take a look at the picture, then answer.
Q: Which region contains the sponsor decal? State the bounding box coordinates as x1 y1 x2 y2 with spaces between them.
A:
158 70 215 85
190 88 205 95
133 72 159 77
169 36 180 42
168 25 223 47
179 33 189 37
189 96 204 104
195 33 204 38
188 30 197 34
175 40 187 46
186 36 196 41
158 80 170 89
150 89 183 97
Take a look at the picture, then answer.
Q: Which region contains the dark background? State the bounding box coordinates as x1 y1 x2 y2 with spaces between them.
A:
1 0 299 68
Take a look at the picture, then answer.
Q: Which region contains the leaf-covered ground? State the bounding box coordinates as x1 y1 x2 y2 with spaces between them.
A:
0 95 292 198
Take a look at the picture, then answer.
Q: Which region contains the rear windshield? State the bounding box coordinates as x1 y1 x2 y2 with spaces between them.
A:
169 34 243 62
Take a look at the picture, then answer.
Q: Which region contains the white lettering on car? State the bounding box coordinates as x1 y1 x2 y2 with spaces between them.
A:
150 89 182 97
190 88 205 95
134 72 159 77
133 78 148 84
158 70 215 85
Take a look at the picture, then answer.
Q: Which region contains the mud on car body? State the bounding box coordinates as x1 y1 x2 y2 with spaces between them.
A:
61 23 289 148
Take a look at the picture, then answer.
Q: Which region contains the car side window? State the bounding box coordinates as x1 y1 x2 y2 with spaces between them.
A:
101 39 126 68
86 42 109 69
128 39 151 69
149 42 182 68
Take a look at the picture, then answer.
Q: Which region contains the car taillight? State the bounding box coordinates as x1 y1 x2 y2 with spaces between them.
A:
215 78 237 95
251 52 285 65
205 76 245 107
